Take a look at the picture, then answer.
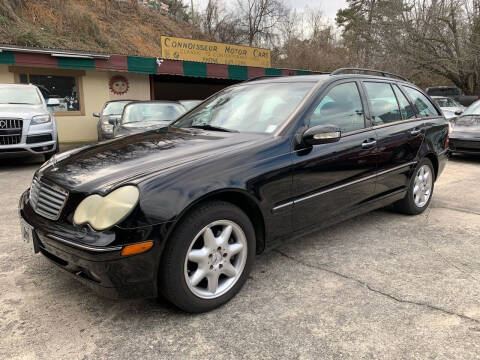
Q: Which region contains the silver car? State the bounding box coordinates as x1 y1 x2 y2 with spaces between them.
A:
0 84 59 161
431 96 465 120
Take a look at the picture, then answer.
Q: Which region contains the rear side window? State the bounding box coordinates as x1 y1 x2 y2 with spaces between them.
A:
403 86 440 117
309 82 365 133
427 88 460 97
364 82 402 125
392 85 416 119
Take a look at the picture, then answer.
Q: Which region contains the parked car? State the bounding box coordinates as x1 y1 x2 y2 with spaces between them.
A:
94 100 136 140
179 100 202 111
0 83 59 161
426 86 478 107
449 100 480 155
112 101 186 137
19 69 449 313
431 96 465 119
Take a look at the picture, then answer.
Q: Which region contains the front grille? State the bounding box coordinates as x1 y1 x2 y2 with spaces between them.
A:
0 119 23 145
30 178 68 220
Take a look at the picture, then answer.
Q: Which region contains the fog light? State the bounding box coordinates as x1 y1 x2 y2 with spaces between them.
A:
121 241 153 256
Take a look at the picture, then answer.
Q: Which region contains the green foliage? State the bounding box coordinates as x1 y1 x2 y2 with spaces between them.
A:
163 0 190 22
0 15 9 26
68 11 108 47
11 28 52 47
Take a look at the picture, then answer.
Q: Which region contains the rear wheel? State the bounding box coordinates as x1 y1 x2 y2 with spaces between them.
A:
394 158 434 215
159 201 255 313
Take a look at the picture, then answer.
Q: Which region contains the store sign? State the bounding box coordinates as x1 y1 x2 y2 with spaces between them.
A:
161 36 271 68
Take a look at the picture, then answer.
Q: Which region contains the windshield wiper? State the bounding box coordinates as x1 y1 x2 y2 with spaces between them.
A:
190 124 238 133
2 102 34 105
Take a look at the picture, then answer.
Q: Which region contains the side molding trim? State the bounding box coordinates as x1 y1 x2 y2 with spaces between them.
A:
272 161 417 212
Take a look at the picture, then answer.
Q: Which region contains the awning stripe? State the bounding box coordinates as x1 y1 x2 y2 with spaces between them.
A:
4 49 316 79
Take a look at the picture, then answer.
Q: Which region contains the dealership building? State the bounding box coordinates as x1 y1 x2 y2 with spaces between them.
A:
0 39 318 145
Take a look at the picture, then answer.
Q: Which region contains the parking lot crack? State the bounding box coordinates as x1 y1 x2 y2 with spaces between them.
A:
274 249 480 324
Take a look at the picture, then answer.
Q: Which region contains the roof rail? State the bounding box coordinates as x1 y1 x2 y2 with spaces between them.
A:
331 68 409 82
245 75 283 82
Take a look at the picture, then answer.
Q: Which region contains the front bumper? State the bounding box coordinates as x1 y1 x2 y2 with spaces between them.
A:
19 190 160 299
0 119 58 157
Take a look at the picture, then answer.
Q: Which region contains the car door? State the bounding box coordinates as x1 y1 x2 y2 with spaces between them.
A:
291 80 377 231
363 82 430 197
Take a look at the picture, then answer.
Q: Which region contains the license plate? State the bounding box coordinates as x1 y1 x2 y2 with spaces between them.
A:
20 218 33 245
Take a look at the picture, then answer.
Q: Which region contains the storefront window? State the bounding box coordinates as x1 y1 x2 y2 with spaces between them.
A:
19 74 80 112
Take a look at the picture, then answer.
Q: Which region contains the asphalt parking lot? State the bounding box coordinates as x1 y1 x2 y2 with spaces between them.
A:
0 154 479 359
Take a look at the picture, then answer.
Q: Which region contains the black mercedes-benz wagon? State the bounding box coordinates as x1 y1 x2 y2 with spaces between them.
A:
19 68 449 312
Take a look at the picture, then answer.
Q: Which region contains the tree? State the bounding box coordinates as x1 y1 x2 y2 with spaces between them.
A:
236 0 289 46
397 0 480 94
163 0 190 22
199 0 243 44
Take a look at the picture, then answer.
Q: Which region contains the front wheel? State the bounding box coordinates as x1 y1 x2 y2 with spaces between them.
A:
394 158 435 215
159 201 256 313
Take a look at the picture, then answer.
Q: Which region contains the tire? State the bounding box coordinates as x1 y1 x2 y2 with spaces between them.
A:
394 158 435 215
159 201 256 313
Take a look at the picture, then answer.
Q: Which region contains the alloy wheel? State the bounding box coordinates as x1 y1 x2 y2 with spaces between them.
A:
413 164 433 208
184 220 248 299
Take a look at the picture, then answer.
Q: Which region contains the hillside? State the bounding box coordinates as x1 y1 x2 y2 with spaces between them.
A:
0 0 205 56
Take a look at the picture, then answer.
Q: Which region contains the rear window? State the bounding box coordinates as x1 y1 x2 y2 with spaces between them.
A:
403 87 440 117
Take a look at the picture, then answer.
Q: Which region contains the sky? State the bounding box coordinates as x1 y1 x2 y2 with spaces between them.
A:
193 0 349 21
285 0 348 19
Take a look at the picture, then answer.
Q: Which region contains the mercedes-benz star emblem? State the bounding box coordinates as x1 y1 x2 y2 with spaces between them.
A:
0 120 6 128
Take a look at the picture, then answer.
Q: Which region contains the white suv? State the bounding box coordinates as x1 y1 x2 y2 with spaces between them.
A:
0 84 59 161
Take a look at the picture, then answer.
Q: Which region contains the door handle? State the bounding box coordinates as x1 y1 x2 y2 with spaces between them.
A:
410 128 423 136
361 139 377 149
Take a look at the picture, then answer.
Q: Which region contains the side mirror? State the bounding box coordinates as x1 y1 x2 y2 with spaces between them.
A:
108 115 121 126
454 110 463 116
93 112 101 118
47 98 60 106
302 125 341 146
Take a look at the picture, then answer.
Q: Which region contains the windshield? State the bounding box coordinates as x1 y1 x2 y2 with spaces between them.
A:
0 87 41 105
462 101 480 116
122 103 185 124
434 97 461 108
103 101 131 116
172 82 315 133
180 100 202 111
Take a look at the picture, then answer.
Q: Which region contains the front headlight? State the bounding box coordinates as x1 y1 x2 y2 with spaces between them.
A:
101 123 114 133
73 186 140 231
31 114 51 125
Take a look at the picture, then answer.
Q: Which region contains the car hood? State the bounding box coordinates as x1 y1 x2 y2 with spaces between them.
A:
37 127 268 194
0 104 46 119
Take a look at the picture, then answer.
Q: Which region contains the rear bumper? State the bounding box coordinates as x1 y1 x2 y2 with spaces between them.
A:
19 190 160 299
449 137 480 155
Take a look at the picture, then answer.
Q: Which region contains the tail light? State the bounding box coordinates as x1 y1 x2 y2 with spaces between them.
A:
446 124 451 148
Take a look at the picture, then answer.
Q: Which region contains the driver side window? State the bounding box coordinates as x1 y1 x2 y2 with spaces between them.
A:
309 82 365 133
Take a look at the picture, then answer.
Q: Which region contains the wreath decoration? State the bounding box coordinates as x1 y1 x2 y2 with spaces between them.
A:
109 75 130 95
